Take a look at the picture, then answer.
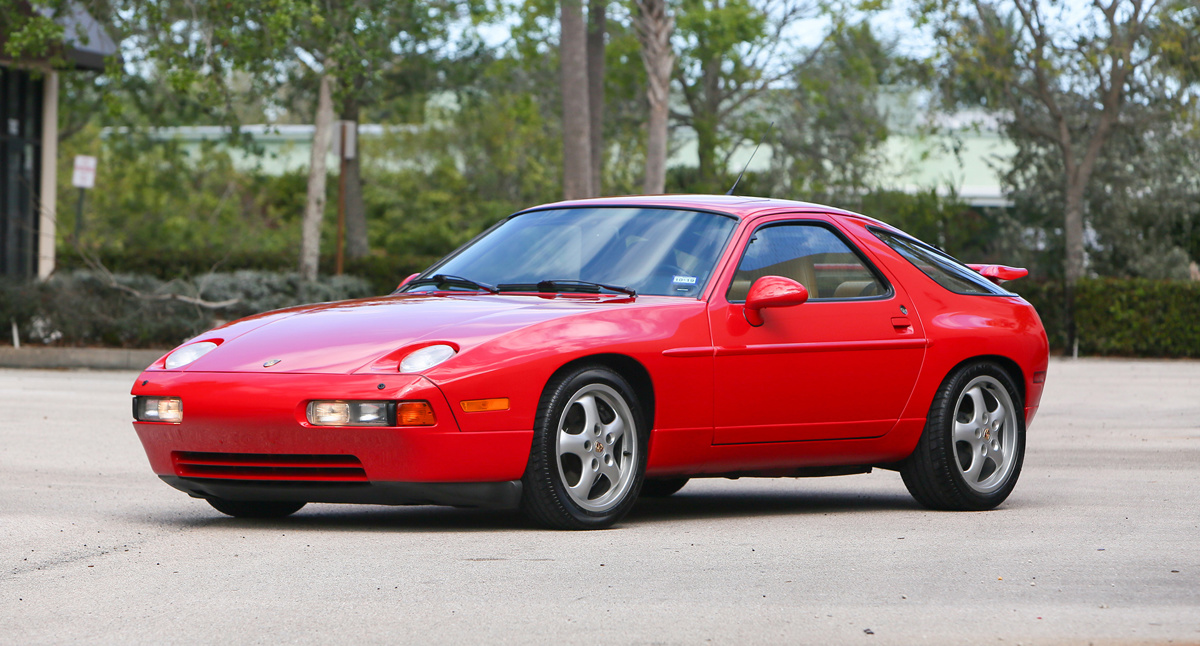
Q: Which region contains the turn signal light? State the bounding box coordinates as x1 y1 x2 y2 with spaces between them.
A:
397 402 437 426
460 398 510 413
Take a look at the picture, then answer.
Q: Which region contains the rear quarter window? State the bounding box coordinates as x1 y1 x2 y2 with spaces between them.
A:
871 228 1012 296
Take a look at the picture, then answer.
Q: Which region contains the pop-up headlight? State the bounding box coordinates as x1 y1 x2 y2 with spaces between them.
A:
133 396 183 423
399 344 457 373
164 341 218 370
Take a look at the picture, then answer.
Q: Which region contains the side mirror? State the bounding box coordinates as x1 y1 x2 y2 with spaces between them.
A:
743 276 809 327
397 273 420 290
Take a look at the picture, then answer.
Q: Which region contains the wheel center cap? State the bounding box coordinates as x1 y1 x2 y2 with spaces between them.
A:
595 443 605 454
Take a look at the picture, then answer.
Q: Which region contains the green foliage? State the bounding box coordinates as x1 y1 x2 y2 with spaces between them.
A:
769 21 895 201
0 0 67 64
672 0 810 192
0 270 372 349
58 125 306 260
1019 279 1200 357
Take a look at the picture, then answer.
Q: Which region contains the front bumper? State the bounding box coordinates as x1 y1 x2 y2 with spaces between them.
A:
161 476 523 509
132 371 533 505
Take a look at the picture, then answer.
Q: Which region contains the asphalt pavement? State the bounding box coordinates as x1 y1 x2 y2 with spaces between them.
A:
2 358 1198 645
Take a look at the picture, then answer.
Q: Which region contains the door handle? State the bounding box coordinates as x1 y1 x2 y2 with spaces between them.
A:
891 317 913 333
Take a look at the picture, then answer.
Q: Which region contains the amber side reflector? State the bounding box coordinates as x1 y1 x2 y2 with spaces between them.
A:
1033 371 1047 384
397 401 437 426
460 398 510 413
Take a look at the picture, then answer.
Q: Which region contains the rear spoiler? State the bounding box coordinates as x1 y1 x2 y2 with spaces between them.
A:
966 264 1029 285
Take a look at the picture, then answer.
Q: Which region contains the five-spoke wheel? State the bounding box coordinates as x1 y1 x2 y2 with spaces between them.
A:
522 365 647 529
902 361 1025 510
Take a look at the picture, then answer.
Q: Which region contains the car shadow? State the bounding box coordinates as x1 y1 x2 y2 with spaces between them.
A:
156 487 922 533
627 488 921 524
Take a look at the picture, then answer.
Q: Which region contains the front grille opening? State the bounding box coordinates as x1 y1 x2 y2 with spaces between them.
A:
172 451 368 482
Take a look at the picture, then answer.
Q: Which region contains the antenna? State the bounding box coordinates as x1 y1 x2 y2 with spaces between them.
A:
726 121 774 196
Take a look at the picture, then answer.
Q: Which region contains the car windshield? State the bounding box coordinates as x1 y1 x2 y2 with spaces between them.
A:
406 207 738 298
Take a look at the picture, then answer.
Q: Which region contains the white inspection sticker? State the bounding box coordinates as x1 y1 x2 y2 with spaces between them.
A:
672 275 697 285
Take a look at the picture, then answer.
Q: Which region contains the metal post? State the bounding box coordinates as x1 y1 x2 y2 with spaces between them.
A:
336 121 347 276
75 187 85 241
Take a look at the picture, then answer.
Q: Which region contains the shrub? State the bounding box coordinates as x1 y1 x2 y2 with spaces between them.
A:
1 270 373 349
1014 278 1200 357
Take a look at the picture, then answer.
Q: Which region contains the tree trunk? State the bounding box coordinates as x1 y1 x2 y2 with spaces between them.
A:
695 117 720 193
635 0 675 195
300 74 336 281
560 0 593 200
587 0 607 196
1062 175 1087 350
341 96 369 260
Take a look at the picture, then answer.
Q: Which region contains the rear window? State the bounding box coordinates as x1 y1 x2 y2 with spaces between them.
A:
871 228 1012 296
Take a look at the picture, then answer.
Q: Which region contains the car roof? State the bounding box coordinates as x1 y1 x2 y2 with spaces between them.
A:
520 194 893 229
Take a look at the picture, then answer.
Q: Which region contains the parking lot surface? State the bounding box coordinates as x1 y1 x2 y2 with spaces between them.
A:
2 358 1198 644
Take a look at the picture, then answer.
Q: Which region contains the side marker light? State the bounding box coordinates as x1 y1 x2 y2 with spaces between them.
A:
460 398 510 413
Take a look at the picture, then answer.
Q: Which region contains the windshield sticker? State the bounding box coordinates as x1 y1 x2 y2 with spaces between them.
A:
672 275 697 285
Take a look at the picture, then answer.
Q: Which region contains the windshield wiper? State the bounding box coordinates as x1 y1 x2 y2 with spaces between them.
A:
495 279 636 297
408 274 499 294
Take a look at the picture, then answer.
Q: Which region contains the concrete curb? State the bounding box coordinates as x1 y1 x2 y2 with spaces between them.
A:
0 347 164 371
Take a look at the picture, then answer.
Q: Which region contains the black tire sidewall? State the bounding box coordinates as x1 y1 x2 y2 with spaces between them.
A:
905 361 1026 511
522 366 649 529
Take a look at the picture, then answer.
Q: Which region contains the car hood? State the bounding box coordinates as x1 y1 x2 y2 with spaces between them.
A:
171 293 654 374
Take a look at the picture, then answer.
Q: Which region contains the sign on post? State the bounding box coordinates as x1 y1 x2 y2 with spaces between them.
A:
72 155 97 189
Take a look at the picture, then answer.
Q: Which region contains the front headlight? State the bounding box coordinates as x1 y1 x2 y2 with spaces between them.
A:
305 400 436 427
399 344 457 373
133 396 183 423
165 341 219 370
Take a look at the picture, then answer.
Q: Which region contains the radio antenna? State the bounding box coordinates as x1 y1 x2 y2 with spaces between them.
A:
725 121 774 196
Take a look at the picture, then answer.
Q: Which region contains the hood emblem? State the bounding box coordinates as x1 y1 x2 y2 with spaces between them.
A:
263 359 282 367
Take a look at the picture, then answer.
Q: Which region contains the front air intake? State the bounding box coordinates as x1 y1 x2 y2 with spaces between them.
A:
172 452 368 482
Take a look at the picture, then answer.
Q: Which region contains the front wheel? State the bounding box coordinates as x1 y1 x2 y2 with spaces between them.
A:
901 361 1025 511
207 498 306 519
521 366 648 530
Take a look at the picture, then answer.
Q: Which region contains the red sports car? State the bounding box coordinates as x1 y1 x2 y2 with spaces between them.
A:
131 195 1048 529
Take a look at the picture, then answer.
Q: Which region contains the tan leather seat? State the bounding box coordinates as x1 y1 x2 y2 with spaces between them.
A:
834 280 878 298
727 258 818 301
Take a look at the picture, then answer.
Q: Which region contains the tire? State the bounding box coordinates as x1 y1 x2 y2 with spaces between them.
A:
207 498 306 519
639 478 689 498
901 361 1025 511
521 365 648 530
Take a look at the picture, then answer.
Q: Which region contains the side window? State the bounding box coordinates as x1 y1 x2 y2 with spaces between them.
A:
726 223 888 302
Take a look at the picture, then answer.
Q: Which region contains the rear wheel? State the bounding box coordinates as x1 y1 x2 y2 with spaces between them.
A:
207 498 306 519
901 361 1025 511
521 365 647 530
639 478 689 498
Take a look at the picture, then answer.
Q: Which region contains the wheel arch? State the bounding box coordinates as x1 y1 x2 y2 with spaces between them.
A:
947 354 1026 405
545 353 656 431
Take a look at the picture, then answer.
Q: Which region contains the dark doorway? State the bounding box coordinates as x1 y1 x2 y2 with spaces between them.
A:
0 66 44 280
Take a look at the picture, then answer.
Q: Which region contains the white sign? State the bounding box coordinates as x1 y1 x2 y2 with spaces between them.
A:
331 121 357 160
72 155 97 189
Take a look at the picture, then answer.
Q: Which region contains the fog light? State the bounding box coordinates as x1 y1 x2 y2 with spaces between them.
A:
307 400 396 427
134 396 183 423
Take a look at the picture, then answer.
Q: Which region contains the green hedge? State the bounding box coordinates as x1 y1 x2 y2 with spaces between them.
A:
5 272 1198 356
1015 278 1200 357
1 270 373 349
54 250 439 296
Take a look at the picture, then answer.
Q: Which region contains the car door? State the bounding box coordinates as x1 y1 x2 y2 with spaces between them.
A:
708 217 926 444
